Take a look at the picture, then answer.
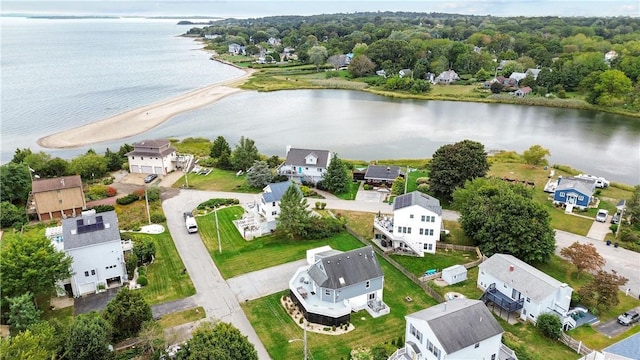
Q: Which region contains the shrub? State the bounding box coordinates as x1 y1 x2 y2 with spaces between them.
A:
315 201 322 209
304 217 343 239
417 183 429 193
125 253 137 279
299 317 304 324
536 313 562 339
363 184 372 190
146 187 160 202
106 186 117 197
87 184 109 200
416 177 429 185
102 177 114 185
320 202 327 210
150 213 166 224
196 198 238 210
91 204 115 213
137 275 148 287
133 189 145 198
300 186 312 197
198 157 216 167
116 193 140 205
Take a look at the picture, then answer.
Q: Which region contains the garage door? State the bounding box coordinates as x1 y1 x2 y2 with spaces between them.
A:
154 166 163 175
130 165 140 173
141 166 153 174
78 282 95 296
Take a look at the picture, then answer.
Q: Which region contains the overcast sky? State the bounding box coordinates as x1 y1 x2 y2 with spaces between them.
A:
2 0 639 18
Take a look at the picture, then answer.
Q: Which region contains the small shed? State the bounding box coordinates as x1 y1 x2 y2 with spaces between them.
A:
442 264 467 285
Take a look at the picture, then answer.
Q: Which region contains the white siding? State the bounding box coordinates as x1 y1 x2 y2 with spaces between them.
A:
68 240 126 297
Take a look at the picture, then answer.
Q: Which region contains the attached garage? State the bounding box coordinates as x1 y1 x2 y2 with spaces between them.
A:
130 165 140 173
77 282 95 296
154 166 163 175
141 166 153 174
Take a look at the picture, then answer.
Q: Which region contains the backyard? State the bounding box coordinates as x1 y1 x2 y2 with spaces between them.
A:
173 168 259 193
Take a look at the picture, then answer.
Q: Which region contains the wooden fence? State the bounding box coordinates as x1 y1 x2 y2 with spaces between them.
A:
560 333 592 356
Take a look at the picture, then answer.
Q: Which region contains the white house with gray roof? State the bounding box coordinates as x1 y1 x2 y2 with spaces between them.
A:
364 165 404 186
373 191 442 257
390 299 517 360
478 254 574 328
59 210 128 297
239 180 300 238
126 139 177 175
289 245 389 327
277 146 332 184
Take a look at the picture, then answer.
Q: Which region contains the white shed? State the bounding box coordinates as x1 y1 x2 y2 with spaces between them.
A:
442 264 467 285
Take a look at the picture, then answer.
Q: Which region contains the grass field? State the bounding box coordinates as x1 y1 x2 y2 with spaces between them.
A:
243 256 439 360
196 206 369 278
127 231 196 305
335 181 361 200
390 249 477 277
568 322 640 351
169 137 213 157
157 306 206 328
173 168 259 193
114 198 163 231
428 267 484 299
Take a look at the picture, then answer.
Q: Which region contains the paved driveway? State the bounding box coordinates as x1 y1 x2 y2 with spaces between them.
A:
586 217 612 240
595 313 639 338
227 260 308 302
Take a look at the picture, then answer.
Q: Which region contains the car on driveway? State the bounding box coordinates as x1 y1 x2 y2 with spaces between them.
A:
611 212 621 224
595 209 609 222
617 310 640 326
144 174 158 183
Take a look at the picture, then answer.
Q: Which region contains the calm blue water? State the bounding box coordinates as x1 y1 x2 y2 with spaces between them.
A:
0 17 244 160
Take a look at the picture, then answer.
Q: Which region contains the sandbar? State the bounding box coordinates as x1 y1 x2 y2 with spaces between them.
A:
37 68 254 149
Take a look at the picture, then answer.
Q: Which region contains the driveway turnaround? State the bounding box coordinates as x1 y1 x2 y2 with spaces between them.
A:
227 260 308 302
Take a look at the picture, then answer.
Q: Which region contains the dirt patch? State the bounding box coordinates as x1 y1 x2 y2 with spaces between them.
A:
50 296 74 310
280 295 354 335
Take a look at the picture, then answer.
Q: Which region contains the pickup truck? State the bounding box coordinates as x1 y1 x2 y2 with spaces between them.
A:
184 212 198 233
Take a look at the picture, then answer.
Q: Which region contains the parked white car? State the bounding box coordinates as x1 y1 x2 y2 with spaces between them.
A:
595 209 609 222
575 174 610 188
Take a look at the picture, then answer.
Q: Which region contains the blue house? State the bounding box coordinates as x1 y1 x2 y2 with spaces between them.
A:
552 176 596 210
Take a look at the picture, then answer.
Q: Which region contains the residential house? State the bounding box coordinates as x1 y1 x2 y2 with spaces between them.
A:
441 264 467 285
267 37 281 46
57 210 128 297
31 175 86 221
126 139 177 175
496 60 510 71
364 165 404 186
204 34 220 40
276 146 332 184
496 76 518 87
605 50 618 64
399 69 412 78
389 299 517 360
435 70 460 84
514 86 532 97
509 72 527 83
289 245 389 326
240 180 300 238
478 253 575 328
373 191 442 257
228 43 245 55
552 176 596 211
526 68 541 80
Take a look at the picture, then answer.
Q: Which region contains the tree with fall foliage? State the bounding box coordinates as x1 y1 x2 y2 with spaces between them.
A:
577 270 628 313
560 242 605 279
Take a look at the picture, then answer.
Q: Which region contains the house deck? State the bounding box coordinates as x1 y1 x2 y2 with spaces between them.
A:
289 267 351 319
481 284 524 323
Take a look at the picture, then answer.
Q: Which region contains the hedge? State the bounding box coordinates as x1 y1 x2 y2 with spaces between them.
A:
116 193 140 205
196 198 239 210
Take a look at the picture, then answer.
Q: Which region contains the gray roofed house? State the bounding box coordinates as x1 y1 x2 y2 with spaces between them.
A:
62 210 121 250
553 176 596 210
277 146 332 184
241 180 302 238
126 138 177 175
478 253 573 326
289 245 389 326
364 165 404 185
393 191 442 216
261 180 296 203
390 299 516 360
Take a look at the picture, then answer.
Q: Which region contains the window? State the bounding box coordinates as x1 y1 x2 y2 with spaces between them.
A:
526 297 531 303
491 355 496 360
475 343 480 348
272 202 276 206
420 229 424 235
410 214 414 219
84 271 89 277
271 211 277 215
559 192 565 197
317 168 322 172
365 280 370 288
325 289 330 296
423 243 429 250
91 270 96 276
141 157 144 160
578 196 584 201
421 215 426 221
407 227 411 234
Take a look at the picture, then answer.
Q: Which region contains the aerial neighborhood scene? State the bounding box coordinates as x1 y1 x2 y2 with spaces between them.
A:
2 1 640 359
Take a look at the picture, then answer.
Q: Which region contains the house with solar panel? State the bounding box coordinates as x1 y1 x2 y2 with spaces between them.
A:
389 299 518 360
373 191 443 256
54 210 128 297
276 146 332 185
237 180 301 238
289 245 389 327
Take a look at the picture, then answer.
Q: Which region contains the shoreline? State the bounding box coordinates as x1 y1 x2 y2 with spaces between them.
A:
37 67 255 149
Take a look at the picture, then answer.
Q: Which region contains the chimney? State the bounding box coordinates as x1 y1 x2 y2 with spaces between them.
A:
387 166 390 173
509 265 515 272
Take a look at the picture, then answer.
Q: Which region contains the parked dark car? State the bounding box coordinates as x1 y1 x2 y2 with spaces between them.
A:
617 310 640 326
144 174 158 183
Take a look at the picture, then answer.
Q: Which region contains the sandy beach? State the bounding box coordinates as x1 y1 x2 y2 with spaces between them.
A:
37 68 255 149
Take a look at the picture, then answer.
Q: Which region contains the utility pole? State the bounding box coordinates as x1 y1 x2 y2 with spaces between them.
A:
145 186 151 225
404 165 409 194
215 205 221 253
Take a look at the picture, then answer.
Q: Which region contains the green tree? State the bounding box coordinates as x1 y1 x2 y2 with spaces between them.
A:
0 324 59 360
210 135 231 158
536 313 562 339
277 184 311 239
0 234 72 302
348 54 376 77
322 153 350 194
176 322 257 360
308 45 328 71
522 144 551 167
454 178 556 263
590 69 633 106
0 162 32 204
66 312 112 360
0 201 27 228
7 293 42 333
22 151 52 175
628 185 640 227
69 152 108 180
41 157 69 178
560 242 605 279
11 147 33 164
246 160 273 188
133 237 156 265
104 148 124 172
429 139 490 200
391 176 406 195
231 136 260 171
578 270 628 313
103 287 152 341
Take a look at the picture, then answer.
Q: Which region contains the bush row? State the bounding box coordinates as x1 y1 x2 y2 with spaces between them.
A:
197 198 239 210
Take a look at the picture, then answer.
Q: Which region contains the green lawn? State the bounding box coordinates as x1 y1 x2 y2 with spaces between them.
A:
500 320 581 360
406 169 429 193
390 249 477 277
197 206 368 278
127 231 196 305
173 168 259 193
335 181 360 200
569 323 640 351
157 306 206 328
243 257 439 360
169 137 213 157
428 267 484 300
532 254 594 290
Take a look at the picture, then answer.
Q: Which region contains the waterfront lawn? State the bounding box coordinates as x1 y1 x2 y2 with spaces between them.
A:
197 206 366 278
406 169 429 193
390 249 477 277
157 306 206 329
169 137 212 157
243 257 439 360
127 231 196 305
173 168 259 193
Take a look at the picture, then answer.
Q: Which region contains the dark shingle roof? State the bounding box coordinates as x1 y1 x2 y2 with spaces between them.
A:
62 211 121 250
284 148 330 168
307 246 383 289
126 139 176 157
393 191 442 216
407 299 503 354
32 175 82 193
364 165 403 181
262 181 297 202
